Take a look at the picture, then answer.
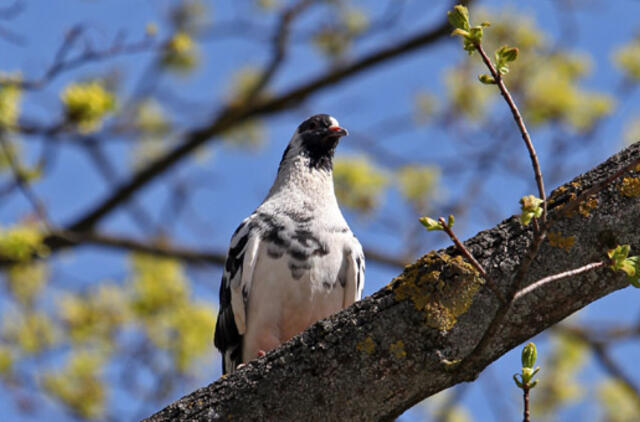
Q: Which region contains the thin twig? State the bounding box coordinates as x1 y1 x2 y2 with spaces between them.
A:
514 261 605 301
0 134 51 227
244 0 316 102
0 26 157 90
522 385 530 422
458 39 549 371
474 42 546 224
64 12 462 233
438 216 505 304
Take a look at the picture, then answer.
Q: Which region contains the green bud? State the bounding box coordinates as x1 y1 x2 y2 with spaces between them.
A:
608 246 640 287
608 244 630 270
494 46 519 77
468 26 483 44
521 342 537 369
419 216 444 231
497 46 519 62
478 74 496 84
447 5 470 31
447 214 455 228
519 195 543 226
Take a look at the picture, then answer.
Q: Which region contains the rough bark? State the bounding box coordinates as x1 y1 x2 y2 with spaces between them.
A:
143 142 640 421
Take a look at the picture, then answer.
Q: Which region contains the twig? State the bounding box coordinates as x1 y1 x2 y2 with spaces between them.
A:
522 384 530 422
474 42 547 224
244 0 316 103
0 223 407 269
458 38 549 371
47 229 226 266
81 139 156 234
514 261 605 301
0 134 51 227
0 25 157 90
438 216 505 304
64 12 462 233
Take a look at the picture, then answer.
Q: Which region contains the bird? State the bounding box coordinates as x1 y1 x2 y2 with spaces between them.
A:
214 114 365 374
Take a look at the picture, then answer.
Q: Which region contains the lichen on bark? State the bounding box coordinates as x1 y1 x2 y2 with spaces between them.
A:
389 252 484 330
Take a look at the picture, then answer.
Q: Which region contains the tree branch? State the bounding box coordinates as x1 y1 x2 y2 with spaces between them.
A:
64 3 468 233
143 142 640 421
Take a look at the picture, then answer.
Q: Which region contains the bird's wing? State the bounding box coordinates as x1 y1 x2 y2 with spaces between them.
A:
214 216 261 374
343 236 365 308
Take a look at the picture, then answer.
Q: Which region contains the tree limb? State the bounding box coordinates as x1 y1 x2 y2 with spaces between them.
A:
64 3 468 233
143 142 640 421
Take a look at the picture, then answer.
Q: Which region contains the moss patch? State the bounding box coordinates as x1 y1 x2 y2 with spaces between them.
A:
620 177 640 197
578 195 599 217
389 252 484 331
389 340 406 360
547 232 575 251
356 337 375 355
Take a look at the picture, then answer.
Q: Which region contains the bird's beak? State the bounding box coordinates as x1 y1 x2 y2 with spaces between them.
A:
328 126 348 137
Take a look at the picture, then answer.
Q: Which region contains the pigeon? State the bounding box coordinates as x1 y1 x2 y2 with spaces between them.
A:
214 114 365 374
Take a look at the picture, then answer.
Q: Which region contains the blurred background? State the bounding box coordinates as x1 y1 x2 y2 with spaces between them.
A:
0 0 639 421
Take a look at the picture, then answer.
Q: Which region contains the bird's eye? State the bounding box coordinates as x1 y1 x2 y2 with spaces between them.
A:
307 122 317 130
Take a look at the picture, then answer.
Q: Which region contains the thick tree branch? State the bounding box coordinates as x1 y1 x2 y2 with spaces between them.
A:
143 142 640 421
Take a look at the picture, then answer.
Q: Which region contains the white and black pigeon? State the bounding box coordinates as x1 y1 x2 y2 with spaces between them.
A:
214 114 365 374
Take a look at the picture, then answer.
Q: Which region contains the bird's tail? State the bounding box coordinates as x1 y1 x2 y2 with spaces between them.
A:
222 344 243 374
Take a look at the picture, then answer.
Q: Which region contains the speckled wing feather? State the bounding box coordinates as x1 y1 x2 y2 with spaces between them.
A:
343 243 365 308
214 217 260 374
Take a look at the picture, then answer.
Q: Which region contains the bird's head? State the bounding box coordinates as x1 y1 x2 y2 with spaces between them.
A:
279 114 348 172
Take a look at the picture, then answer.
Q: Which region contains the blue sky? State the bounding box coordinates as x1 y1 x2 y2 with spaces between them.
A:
1 1 640 421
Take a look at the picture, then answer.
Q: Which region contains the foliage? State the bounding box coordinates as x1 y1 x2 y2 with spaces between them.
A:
61 81 116 133
519 195 543 226
333 156 388 213
0 224 48 261
608 245 640 287
162 32 199 73
614 36 640 81
43 352 106 420
446 8 614 132
0 80 21 128
396 165 439 212
597 380 640 422
312 6 369 60
532 333 588 417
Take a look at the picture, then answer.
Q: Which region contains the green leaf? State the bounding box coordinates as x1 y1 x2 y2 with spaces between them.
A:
513 373 524 388
608 245 640 287
495 46 519 76
447 5 470 31
608 244 630 270
419 216 444 231
468 26 484 45
447 214 455 228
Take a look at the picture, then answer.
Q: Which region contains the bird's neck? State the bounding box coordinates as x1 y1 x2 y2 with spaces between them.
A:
267 154 338 206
